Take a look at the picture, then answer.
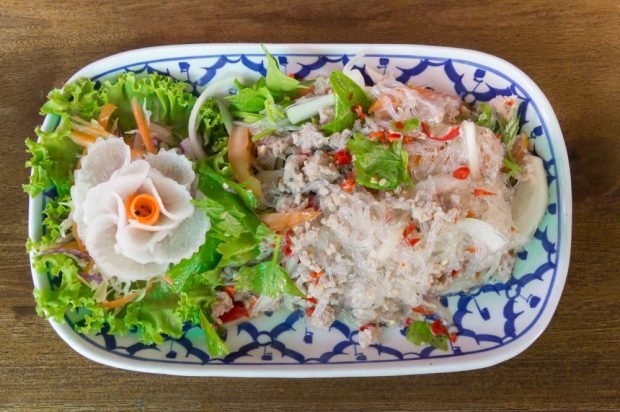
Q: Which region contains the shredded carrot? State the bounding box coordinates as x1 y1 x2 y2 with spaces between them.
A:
125 193 160 225
97 103 117 130
473 188 496 197
130 148 146 160
412 305 434 316
98 290 141 309
69 131 97 146
71 223 86 252
131 97 156 154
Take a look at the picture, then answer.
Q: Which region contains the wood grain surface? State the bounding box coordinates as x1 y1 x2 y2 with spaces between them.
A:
1 0 619 410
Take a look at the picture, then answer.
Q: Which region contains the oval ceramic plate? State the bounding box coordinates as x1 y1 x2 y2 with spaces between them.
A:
29 44 571 377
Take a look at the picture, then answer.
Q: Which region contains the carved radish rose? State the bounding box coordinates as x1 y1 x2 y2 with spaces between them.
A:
71 138 210 281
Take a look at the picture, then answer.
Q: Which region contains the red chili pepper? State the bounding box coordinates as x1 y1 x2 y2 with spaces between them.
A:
404 317 413 327
340 178 356 193
451 269 460 277
403 223 416 238
449 332 458 343
359 323 375 332
431 319 449 336
473 188 496 197
452 166 470 180
387 132 401 142
219 301 249 323
309 271 324 279
405 237 421 247
351 104 365 121
305 306 315 316
306 296 318 305
394 121 404 130
333 149 352 166
412 305 434 316
287 73 296 79
421 122 460 141
496 133 502 140
223 285 235 298
369 131 383 140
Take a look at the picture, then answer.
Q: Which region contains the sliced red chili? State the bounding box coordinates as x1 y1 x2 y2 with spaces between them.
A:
306 296 318 305
405 237 421 247
305 306 315 316
431 319 449 336
412 305 434 316
333 149 352 166
369 131 384 140
359 323 376 332
340 178 356 193
404 317 413 327
223 285 235 298
387 132 401 142
403 223 416 238
394 121 404 130
421 122 460 141
452 166 470 179
351 104 365 121
449 332 458 343
309 271 324 279
219 301 249 323
473 188 496 197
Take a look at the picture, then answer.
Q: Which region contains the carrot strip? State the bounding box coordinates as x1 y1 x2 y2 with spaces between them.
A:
97 103 117 130
69 131 97 146
71 223 86 252
98 290 141 309
131 97 156 154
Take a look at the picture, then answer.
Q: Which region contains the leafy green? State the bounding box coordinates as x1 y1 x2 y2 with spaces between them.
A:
347 133 412 190
168 235 223 291
101 72 226 145
261 44 304 94
406 320 449 351
199 310 230 357
322 71 374 135
475 102 497 130
33 254 107 333
119 281 184 344
195 163 273 268
391 117 420 133
24 78 106 196
234 236 304 299
40 192 72 247
226 78 273 113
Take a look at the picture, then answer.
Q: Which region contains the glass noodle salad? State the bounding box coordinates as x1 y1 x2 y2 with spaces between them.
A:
26 47 547 355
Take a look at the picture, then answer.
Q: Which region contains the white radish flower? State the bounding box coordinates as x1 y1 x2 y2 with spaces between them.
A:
71 138 210 282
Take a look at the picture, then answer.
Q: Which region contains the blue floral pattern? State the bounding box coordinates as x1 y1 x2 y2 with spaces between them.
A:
46 51 561 367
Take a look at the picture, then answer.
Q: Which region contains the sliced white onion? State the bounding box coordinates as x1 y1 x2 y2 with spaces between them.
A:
286 94 334 124
187 76 238 160
511 154 548 239
343 67 366 88
458 218 507 253
462 121 480 180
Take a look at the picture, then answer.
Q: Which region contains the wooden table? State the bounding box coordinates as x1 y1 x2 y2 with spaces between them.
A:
1 0 619 410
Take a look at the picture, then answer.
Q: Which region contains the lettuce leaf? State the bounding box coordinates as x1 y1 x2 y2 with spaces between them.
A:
24 78 106 197
100 72 226 145
33 254 107 333
347 133 412 190
405 320 449 351
39 192 72 247
322 71 374 135
261 44 304 94
234 235 304 299
195 163 273 268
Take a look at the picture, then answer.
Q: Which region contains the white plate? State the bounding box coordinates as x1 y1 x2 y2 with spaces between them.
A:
29 44 572 377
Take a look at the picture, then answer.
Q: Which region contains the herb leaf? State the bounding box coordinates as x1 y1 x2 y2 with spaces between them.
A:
346 133 412 190
234 236 304 299
262 44 303 93
322 71 374 135
406 320 449 351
